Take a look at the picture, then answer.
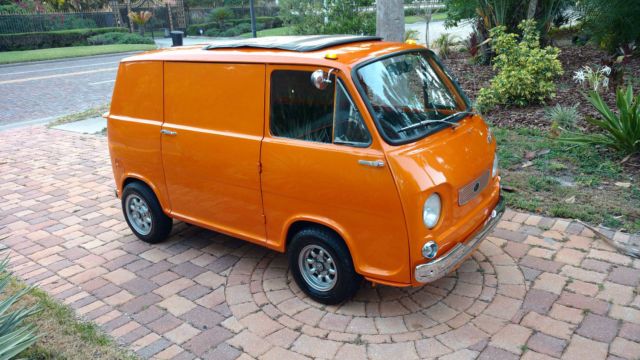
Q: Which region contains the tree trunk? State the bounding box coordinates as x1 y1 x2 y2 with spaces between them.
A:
376 0 404 42
527 0 538 19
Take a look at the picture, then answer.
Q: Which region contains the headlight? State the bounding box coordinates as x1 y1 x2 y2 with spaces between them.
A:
423 193 441 229
492 155 499 178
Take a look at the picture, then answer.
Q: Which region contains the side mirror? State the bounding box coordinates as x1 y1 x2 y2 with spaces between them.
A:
311 69 334 90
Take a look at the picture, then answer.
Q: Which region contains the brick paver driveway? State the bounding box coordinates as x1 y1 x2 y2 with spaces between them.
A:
1 126 639 360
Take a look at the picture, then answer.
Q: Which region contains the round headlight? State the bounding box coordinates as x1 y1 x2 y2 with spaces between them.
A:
492 155 499 178
423 193 441 229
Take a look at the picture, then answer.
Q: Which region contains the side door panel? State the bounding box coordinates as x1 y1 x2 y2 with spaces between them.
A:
161 62 266 243
261 65 410 284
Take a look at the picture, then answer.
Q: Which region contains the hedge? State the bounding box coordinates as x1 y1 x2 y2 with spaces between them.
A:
187 16 282 36
0 27 128 51
87 32 155 46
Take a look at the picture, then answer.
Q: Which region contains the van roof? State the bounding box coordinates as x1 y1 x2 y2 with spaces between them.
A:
122 36 423 67
202 35 382 52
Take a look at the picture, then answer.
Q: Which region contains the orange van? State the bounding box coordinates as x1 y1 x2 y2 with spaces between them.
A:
107 35 503 304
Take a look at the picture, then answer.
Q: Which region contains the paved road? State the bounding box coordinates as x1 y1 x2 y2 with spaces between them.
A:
0 36 217 130
0 53 131 130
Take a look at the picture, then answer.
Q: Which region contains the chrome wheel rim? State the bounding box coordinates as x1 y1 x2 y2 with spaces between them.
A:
125 194 152 236
298 244 337 292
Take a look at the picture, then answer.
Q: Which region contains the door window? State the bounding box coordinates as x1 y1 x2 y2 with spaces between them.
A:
270 70 370 146
333 81 371 145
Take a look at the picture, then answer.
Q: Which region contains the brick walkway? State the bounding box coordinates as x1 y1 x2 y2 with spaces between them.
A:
1 126 639 360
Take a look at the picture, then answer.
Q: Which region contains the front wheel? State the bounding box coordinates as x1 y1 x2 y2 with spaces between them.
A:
288 227 362 304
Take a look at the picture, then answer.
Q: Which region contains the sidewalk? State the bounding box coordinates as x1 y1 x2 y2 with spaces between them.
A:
1 126 639 359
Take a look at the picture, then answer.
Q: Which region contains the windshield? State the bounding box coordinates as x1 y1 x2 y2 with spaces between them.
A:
355 50 470 144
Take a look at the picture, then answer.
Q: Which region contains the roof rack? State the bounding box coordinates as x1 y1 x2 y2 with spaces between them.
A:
203 35 382 52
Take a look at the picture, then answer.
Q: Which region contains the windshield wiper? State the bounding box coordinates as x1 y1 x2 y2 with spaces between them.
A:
397 111 475 133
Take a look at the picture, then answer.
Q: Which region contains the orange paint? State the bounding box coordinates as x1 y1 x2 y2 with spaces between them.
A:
107 38 501 287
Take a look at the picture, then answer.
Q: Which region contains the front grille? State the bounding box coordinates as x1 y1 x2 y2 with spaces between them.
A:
458 170 490 206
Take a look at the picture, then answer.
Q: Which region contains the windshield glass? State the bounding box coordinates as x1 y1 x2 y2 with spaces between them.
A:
356 50 470 143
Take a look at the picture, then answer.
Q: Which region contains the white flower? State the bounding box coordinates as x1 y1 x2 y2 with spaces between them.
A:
602 77 609 89
600 65 612 76
573 69 585 84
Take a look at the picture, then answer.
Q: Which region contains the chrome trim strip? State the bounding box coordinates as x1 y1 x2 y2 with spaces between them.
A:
415 197 505 283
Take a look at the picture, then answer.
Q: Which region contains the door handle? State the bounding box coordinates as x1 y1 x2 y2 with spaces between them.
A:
358 159 385 168
160 129 177 136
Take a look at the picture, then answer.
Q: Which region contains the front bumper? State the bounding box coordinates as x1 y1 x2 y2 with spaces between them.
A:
414 196 505 283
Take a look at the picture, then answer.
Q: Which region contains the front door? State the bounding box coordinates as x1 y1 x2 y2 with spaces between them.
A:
161 62 266 243
261 66 410 284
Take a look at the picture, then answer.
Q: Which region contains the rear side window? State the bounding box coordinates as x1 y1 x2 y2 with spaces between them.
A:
270 70 370 146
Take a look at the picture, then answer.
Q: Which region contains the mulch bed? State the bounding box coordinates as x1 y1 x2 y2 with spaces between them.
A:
442 43 640 129
441 43 640 173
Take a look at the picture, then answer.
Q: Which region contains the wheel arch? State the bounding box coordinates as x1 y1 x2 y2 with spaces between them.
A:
121 174 171 214
282 217 360 272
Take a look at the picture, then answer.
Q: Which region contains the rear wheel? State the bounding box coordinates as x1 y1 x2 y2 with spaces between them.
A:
122 182 172 244
288 227 362 304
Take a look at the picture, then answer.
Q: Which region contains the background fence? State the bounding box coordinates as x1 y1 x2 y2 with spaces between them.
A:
0 11 119 34
0 5 280 35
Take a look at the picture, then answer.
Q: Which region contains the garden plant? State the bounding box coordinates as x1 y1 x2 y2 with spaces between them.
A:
477 19 563 109
561 86 640 156
0 258 41 359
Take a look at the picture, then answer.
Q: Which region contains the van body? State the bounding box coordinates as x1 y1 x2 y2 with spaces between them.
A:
107 35 503 304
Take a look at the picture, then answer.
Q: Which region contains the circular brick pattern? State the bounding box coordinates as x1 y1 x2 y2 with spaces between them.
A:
224 237 527 357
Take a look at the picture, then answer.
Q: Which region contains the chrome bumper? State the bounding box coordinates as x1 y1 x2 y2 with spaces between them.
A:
415 197 505 283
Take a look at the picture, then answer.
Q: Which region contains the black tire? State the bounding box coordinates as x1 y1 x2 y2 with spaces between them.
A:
288 227 362 304
121 182 172 244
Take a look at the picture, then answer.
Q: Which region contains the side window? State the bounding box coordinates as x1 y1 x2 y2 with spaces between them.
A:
333 80 371 145
270 70 335 143
270 70 371 146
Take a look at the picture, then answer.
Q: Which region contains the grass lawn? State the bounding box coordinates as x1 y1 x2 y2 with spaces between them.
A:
405 12 448 24
3 277 137 359
240 26 293 38
0 44 157 65
496 126 640 232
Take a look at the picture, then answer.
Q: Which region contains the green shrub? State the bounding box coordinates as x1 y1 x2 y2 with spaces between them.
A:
87 32 154 45
220 23 252 37
580 0 640 53
432 33 457 59
545 104 581 130
187 16 282 36
0 258 41 358
0 4 28 13
477 20 563 110
208 7 234 28
0 27 127 51
187 22 219 35
256 16 283 28
280 0 375 36
561 86 640 156
204 28 221 37
405 29 419 41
